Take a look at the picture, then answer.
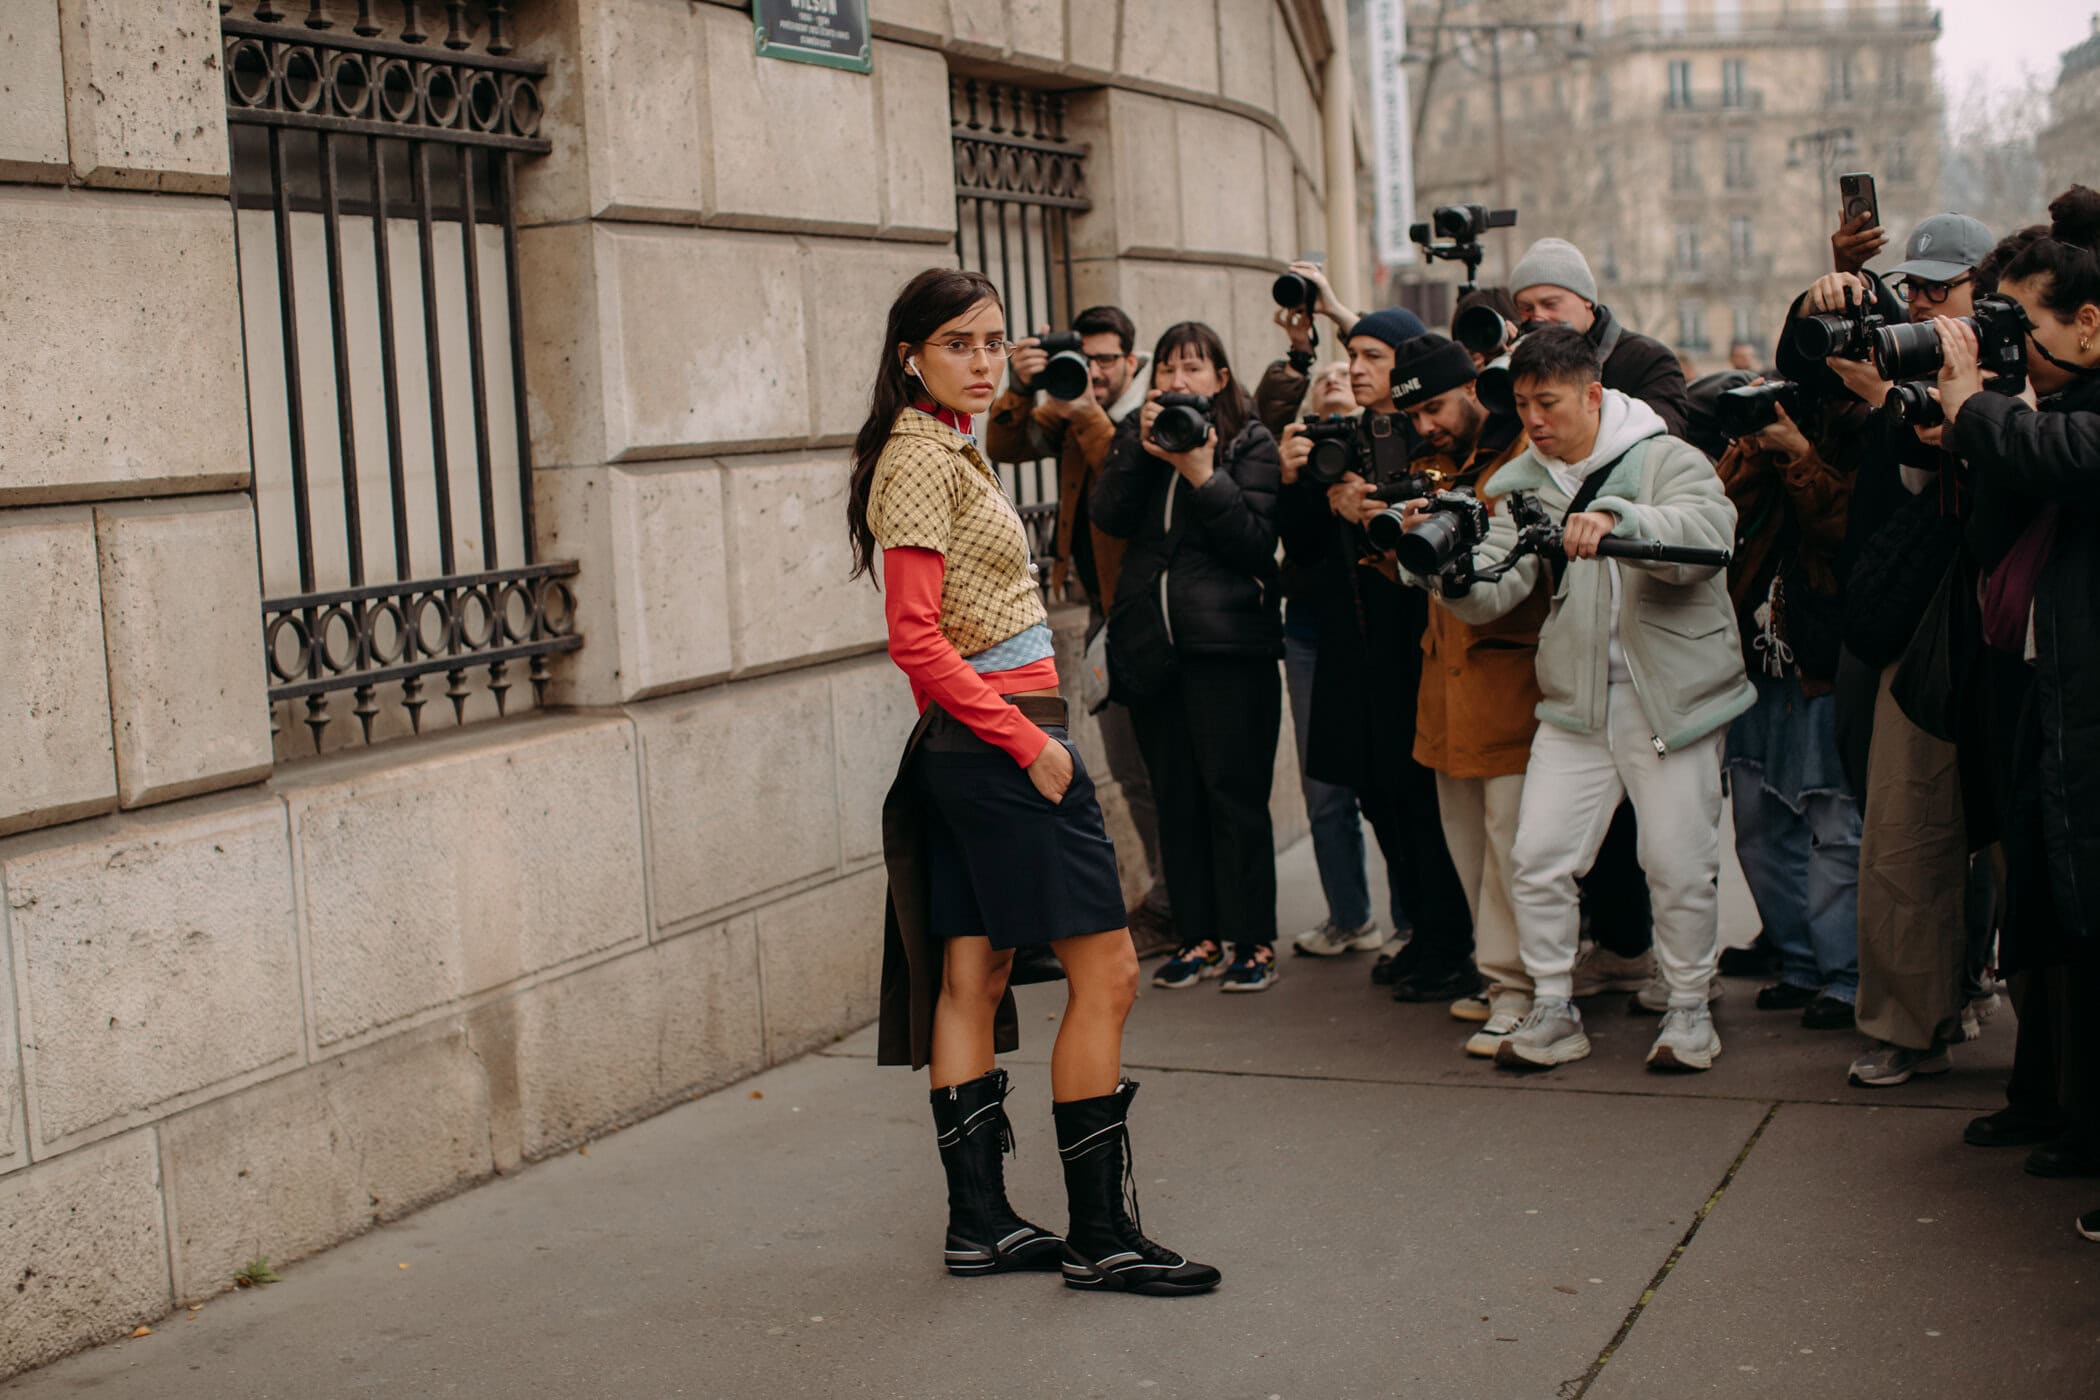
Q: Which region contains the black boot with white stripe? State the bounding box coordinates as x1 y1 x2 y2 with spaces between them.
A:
1053 1080 1221 1296
931 1069 1064 1277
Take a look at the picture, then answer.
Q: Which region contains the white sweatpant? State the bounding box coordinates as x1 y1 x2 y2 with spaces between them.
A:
1510 681 1727 1008
1435 771 1529 995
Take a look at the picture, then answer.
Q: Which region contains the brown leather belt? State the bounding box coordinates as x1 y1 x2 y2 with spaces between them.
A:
1005 694 1067 728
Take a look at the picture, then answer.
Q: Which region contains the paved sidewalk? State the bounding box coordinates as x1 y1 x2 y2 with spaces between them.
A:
6 840 2093 1399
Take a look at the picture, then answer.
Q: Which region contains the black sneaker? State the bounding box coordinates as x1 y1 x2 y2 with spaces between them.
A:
1392 962 1483 1004
1719 936 1782 978
1965 1108 2064 1149
1800 994 1857 1031
1370 935 1422 986
1755 981 1818 1011
1219 946 1280 993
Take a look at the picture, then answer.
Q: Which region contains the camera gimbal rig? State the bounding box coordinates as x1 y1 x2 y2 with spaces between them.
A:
1408 204 1518 295
1437 492 1733 597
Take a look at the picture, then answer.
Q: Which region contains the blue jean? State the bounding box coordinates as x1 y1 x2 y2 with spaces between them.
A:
1730 766 1861 1002
1284 627 1373 930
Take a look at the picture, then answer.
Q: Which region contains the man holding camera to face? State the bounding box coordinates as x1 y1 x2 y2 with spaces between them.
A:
986 306 1150 610
1383 334 1547 1054
1417 328 1751 1073
1273 290 1480 1005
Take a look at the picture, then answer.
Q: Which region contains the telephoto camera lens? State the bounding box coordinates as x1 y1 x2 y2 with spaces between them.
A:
1885 380 1945 429
1033 330 1091 401
1871 320 1947 383
1392 509 1466 575
1150 393 1213 454
1790 312 1866 361
1365 505 1412 553
1271 270 1315 310
1453 303 1512 357
1714 381 1803 440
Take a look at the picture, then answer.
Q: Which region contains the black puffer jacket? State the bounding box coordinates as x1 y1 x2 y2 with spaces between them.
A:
1590 306 1693 439
1092 412 1283 659
1949 373 2100 942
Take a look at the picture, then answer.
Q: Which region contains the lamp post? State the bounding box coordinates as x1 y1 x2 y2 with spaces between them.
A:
1405 16 1589 280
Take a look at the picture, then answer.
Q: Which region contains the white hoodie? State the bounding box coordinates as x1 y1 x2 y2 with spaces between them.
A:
1535 391 1671 683
1105 352 1152 425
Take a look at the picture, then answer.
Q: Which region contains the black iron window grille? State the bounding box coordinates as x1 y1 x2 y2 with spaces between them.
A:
950 78 1090 583
220 1 579 751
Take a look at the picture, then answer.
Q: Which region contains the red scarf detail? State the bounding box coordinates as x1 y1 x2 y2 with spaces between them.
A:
911 398 974 436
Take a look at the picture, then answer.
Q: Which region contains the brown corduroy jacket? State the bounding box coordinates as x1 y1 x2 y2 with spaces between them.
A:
1410 425 1551 780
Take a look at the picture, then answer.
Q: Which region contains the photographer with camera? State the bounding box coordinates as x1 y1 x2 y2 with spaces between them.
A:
1511 237 1693 438
1383 334 1547 1054
1422 328 1751 1073
986 305 1149 609
1710 385 1861 1032
1788 213 2009 1089
1276 307 1482 1004
1091 322 1287 994
1938 189 2100 1210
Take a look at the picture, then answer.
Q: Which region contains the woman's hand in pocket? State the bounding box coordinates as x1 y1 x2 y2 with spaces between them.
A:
1026 734 1074 805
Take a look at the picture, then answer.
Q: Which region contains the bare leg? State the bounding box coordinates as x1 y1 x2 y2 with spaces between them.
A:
929 936 1014 1091
1050 928 1141 1102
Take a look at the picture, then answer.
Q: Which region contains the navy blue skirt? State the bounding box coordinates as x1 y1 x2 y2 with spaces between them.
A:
909 709 1128 950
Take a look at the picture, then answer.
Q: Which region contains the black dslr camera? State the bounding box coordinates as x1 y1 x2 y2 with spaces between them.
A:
1409 204 1518 292
1300 414 1357 486
1030 331 1091 401
1150 393 1213 453
1372 492 1490 581
1873 293 2030 396
1788 292 1889 362
1715 379 1818 439
1885 380 1944 429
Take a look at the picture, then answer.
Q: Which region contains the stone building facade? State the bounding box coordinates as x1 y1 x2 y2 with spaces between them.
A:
0 0 1356 1376
2040 17 2100 202
1405 0 1942 366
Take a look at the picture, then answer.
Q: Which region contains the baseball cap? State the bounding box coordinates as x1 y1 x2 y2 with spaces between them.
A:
1888 213 1995 283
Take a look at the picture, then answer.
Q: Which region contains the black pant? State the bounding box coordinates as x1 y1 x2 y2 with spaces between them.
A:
1360 761 1473 974
2005 951 2100 1156
1583 803 1655 958
1130 656 1281 951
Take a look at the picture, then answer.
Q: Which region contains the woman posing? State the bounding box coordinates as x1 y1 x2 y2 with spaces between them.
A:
845 268 1219 1295
1092 323 1287 992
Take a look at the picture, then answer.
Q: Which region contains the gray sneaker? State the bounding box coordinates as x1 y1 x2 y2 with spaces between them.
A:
1493 997 1591 1070
1848 1040 1952 1087
1291 918 1384 957
1646 1005 1722 1072
1465 992 1534 1058
1631 974 1725 1015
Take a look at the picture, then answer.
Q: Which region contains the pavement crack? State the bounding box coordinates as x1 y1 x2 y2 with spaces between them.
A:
1557 1101 1782 1399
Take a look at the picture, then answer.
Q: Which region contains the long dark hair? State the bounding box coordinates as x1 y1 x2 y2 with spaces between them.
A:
1151 321 1253 445
2002 185 2100 321
846 267 1003 582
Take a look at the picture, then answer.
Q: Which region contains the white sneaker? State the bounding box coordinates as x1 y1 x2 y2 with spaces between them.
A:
1572 943 1653 997
1631 974 1725 1015
1291 918 1384 957
1449 991 1491 1023
1465 993 1533 1058
1494 997 1591 1069
1647 1005 1722 1072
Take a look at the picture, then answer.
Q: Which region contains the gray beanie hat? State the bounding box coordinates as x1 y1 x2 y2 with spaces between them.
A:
1509 238 1598 305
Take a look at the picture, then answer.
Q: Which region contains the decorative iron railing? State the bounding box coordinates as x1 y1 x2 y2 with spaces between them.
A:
951 78 1091 585
219 2 579 749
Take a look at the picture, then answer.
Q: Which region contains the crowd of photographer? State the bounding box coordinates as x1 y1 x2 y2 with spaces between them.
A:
978 183 2100 1242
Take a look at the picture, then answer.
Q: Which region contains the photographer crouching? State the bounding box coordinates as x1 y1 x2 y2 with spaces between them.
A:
1091 322 1286 994
1384 334 1548 1056
1411 328 1752 1073
1935 188 2100 1232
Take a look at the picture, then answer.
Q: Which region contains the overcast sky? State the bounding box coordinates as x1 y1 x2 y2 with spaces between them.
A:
1936 0 2094 97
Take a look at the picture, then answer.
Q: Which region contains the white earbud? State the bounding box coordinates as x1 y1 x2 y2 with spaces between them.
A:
906 357 922 379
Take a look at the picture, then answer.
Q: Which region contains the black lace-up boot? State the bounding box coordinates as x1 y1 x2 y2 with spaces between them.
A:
1053 1079 1221 1295
930 1069 1064 1276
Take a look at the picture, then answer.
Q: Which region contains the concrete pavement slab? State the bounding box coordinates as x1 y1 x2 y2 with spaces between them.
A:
1585 1101 2098 1400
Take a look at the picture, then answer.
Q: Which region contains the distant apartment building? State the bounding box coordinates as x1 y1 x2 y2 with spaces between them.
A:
2039 16 2100 200
1404 0 1941 367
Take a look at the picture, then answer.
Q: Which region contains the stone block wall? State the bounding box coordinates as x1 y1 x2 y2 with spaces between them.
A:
1 0 1341 1378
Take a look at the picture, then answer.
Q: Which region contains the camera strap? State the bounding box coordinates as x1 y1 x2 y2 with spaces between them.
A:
1550 442 1642 587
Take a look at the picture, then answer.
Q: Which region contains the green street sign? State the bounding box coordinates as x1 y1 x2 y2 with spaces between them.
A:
754 0 873 75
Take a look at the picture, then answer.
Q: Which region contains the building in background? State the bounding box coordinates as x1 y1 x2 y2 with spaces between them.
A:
0 0 1360 1378
2039 15 2100 201
1402 0 1941 366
